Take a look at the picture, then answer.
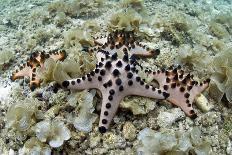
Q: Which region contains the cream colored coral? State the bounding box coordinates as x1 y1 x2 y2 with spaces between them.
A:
19 137 51 155
34 119 71 148
6 98 39 131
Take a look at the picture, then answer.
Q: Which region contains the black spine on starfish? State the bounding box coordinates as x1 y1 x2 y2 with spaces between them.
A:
62 51 168 133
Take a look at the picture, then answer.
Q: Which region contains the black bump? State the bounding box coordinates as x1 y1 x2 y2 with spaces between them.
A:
184 93 190 98
88 77 92 81
127 72 133 79
112 69 120 77
115 78 122 85
103 83 107 88
62 81 69 88
140 81 144 85
71 81 75 85
104 111 108 116
180 87 185 92
105 61 112 69
166 78 171 83
163 92 170 99
128 80 133 86
102 119 107 124
30 83 37 91
107 80 112 87
119 85 124 91
90 71 95 76
106 103 111 109
123 54 129 62
82 76 86 80
98 62 103 67
191 113 197 119
98 76 102 81
145 85 149 89
108 95 113 101
125 64 130 71
187 86 193 91
109 89 115 95
100 69 106 76
95 69 100 73
171 83 176 88
99 126 106 133
163 85 168 90
116 61 123 68
136 76 141 82
111 53 118 60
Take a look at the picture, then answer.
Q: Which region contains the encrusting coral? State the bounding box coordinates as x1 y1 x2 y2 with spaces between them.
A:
34 119 71 148
62 30 210 132
11 50 66 90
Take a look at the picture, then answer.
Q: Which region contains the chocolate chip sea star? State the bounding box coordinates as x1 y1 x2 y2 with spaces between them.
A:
62 51 169 133
62 30 210 132
11 50 66 90
145 66 210 118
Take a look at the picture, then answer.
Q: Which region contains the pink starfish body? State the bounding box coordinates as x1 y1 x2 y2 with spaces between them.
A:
62 51 168 133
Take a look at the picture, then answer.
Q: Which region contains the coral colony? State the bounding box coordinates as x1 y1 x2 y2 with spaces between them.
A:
61 30 210 133
11 30 210 133
11 50 66 90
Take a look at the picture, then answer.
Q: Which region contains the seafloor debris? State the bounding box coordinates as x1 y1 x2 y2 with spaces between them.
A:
11 50 66 91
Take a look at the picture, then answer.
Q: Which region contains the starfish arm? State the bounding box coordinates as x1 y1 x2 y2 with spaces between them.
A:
98 93 124 133
123 77 167 100
61 69 102 90
11 65 32 81
148 66 210 118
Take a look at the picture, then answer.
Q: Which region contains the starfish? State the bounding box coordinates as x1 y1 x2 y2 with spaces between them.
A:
11 50 66 90
90 30 160 62
62 51 169 133
145 66 210 118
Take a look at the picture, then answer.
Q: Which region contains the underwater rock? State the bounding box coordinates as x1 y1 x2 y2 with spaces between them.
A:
120 96 157 115
137 128 177 155
195 94 213 112
137 127 212 155
157 108 185 128
103 132 126 149
34 119 70 148
19 137 51 155
122 122 136 141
